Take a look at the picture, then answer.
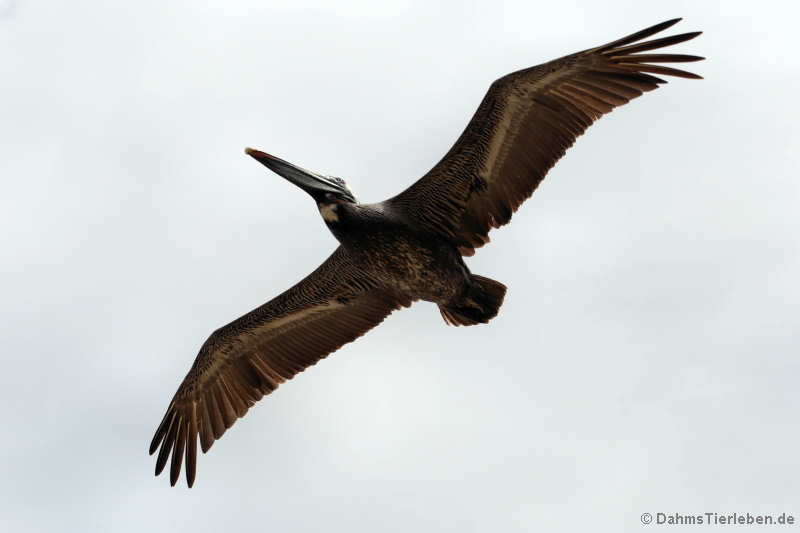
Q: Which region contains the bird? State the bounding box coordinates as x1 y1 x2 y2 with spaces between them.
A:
150 18 703 487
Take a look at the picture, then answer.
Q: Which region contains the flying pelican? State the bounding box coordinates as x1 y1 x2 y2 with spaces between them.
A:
150 18 703 486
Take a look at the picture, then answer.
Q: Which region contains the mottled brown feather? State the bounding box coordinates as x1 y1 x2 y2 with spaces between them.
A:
186 412 198 487
150 245 413 487
388 19 703 255
170 418 186 486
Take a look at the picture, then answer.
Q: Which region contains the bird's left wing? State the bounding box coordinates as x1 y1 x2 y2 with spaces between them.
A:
388 18 702 255
149 245 412 487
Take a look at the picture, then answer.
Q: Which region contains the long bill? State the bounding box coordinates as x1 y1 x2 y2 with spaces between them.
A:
245 147 345 199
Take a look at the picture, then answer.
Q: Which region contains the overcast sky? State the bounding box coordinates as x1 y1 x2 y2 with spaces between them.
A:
2 1 798 532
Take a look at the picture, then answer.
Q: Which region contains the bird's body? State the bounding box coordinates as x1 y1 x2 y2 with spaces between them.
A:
320 201 495 318
324 203 463 301
150 18 704 487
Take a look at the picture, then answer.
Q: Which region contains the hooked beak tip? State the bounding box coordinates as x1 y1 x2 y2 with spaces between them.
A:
245 147 278 165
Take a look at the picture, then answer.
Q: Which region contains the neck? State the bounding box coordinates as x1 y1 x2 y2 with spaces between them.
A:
318 201 364 244
318 202 340 223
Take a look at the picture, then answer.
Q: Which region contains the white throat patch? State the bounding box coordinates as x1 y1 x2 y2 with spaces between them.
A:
319 203 339 222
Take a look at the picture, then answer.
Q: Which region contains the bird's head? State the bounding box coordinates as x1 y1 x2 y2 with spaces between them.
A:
245 148 357 224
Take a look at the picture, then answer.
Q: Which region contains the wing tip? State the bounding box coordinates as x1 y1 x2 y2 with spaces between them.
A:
660 17 682 29
679 30 703 42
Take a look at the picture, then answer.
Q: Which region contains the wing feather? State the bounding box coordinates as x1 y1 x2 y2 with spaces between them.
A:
149 246 413 486
388 19 703 255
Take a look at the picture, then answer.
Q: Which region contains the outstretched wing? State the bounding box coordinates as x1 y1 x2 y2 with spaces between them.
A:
388 18 703 255
149 245 412 487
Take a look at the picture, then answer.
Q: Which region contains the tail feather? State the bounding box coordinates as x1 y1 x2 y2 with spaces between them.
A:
439 275 507 326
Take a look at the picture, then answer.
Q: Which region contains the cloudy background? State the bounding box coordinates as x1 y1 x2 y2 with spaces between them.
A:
2 1 798 531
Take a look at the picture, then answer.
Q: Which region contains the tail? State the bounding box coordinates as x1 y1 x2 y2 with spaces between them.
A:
439 275 507 326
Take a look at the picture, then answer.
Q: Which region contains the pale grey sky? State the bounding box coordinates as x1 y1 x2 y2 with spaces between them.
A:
1 1 798 532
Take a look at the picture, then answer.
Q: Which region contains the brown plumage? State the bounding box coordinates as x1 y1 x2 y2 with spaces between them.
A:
150 247 412 487
389 18 702 255
150 18 702 487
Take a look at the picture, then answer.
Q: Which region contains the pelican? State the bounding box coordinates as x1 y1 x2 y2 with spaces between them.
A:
150 19 703 486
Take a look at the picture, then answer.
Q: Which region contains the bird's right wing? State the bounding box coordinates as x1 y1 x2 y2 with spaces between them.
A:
149 245 413 487
388 18 702 255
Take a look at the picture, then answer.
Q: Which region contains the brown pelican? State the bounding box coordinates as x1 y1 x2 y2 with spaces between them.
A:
150 18 702 486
